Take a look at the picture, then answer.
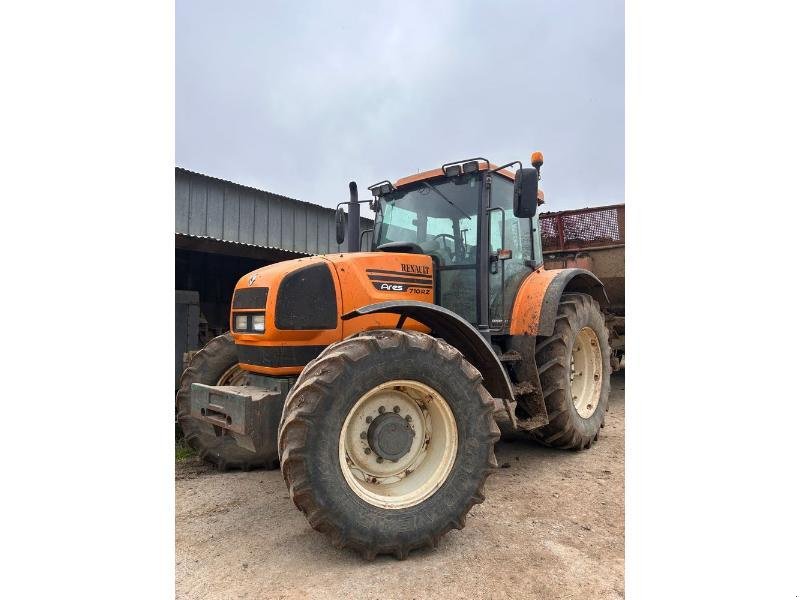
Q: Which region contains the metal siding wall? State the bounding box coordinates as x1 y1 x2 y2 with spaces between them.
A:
189 179 207 236
294 204 307 253
281 201 295 251
175 169 371 256
307 208 319 255
324 218 331 253
267 196 282 248
239 190 255 245
254 197 269 247
175 172 191 234
206 182 224 239
222 185 239 241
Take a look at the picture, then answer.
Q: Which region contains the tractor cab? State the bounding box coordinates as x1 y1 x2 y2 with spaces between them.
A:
367 158 544 331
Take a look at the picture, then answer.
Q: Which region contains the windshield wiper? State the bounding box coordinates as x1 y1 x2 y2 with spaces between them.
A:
421 181 472 220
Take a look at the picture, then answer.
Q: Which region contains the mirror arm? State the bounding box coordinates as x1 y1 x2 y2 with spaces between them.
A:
335 199 377 249
334 199 374 210
490 160 522 173
359 228 374 251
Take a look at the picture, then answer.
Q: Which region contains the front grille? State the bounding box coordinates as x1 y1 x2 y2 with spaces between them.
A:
275 264 337 330
235 344 327 368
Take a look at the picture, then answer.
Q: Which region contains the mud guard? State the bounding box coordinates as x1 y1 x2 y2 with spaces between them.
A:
540 269 607 336
342 301 516 409
511 268 608 337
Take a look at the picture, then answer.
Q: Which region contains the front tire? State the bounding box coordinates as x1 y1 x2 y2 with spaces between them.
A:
531 293 611 450
176 333 279 470
278 329 500 560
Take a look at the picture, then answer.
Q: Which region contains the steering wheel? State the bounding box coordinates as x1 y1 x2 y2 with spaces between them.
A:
431 233 457 259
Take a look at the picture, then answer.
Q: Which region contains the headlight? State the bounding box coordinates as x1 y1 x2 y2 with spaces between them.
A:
233 312 266 333
234 314 248 331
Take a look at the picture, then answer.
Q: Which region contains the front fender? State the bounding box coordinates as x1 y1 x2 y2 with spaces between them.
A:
342 301 514 403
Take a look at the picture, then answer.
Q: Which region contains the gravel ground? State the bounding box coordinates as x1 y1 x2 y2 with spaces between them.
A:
176 373 624 599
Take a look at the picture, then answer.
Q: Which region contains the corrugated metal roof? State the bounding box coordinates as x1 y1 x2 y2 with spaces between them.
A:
175 167 372 256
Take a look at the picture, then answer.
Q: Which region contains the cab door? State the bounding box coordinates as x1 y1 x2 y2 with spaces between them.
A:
488 174 536 329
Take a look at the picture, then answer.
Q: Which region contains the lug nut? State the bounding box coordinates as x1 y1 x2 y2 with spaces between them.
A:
393 405 400 413
376 456 384 463
365 416 373 423
364 447 371 455
360 431 367 439
378 406 386 414
405 415 412 422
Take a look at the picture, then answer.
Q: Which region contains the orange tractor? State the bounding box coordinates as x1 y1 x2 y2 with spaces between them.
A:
177 153 611 559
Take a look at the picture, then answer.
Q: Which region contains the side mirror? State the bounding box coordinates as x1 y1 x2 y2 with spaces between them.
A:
335 207 346 245
513 168 539 218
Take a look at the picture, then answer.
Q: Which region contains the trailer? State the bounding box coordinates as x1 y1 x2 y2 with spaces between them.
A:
540 204 625 370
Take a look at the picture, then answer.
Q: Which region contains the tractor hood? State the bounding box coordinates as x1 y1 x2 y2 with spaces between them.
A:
229 252 434 376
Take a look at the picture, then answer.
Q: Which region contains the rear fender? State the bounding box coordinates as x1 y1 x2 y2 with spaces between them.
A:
509 268 607 337
342 301 515 405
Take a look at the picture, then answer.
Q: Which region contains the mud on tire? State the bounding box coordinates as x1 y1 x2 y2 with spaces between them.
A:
278 329 500 560
531 293 611 450
176 333 279 471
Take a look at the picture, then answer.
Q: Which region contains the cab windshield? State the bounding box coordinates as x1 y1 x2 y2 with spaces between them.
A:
373 173 481 266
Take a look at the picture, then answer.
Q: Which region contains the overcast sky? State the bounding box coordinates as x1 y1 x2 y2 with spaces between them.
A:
176 0 623 212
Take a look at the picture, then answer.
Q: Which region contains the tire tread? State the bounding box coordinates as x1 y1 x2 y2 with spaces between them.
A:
529 293 611 450
278 329 499 560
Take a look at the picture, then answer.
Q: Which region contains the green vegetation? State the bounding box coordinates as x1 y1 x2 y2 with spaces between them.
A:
175 438 197 461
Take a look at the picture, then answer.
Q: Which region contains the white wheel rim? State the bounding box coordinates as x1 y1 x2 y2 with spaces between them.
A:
570 327 603 418
217 364 247 386
338 380 458 510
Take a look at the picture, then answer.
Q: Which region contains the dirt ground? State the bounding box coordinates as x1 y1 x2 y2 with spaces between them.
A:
176 373 624 600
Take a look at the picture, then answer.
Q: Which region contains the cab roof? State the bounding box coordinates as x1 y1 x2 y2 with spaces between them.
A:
394 162 516 188
393 161 544 204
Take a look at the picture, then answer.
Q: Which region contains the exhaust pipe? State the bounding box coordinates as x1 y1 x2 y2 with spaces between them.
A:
347 181 360 252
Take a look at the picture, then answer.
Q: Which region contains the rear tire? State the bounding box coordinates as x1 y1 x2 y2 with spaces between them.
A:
176 333 279 471
278 329 500 560
531 293 611 450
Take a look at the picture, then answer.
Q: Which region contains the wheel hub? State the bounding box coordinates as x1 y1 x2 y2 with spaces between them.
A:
367 412 415 461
